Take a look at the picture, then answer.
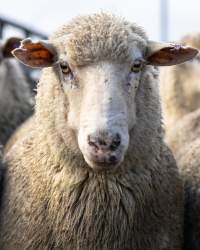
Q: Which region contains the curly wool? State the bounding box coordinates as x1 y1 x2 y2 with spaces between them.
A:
51 13 147 66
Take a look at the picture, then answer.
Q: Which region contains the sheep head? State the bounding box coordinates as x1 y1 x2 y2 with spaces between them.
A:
12 16 198 171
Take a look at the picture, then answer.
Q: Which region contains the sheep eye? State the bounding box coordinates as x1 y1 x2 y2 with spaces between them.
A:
131 59 144 73
60 64 72 75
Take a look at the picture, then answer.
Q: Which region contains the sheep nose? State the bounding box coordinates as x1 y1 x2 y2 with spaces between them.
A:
88 132 121 152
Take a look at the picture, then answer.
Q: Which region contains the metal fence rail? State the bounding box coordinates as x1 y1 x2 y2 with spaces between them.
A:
0 16 47 39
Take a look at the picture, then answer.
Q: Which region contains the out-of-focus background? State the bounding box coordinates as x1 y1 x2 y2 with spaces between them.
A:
0 0 199 41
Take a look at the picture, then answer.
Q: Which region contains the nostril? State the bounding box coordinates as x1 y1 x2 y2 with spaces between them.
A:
110 133 121 151
109 155 118 164
88 133 121 152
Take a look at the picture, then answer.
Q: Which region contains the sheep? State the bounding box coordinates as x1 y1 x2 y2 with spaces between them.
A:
160 33 200 250
0 13 197 250
0 37 33 146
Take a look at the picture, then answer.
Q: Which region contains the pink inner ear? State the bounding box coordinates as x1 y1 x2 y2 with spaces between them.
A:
147 44 199 66
12 39 57 68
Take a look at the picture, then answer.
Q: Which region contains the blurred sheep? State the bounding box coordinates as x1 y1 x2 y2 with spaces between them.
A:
0 37 33 146
160 33 200 250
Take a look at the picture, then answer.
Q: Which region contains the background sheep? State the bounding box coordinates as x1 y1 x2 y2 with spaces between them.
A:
0 13 197 250
160 33 200 250
0 37 33 146
160 33 200 150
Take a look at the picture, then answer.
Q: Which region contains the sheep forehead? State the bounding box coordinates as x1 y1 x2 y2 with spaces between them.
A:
51 13 147 66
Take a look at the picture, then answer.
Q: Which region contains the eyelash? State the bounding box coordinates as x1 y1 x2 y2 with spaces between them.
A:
131 59 144 73
60 64 72 75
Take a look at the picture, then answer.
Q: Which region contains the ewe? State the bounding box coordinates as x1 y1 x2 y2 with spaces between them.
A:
160 33 200 250
0 13 197 250
0 37 33 146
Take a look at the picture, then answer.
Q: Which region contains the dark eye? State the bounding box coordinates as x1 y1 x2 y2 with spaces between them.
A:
60 63 72 75
131 59 144 73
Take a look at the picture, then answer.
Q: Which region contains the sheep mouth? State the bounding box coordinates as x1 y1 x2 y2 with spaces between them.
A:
83 153 123 170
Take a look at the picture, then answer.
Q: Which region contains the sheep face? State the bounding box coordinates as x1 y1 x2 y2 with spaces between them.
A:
12 15 198 170
64 60 143 170
50 36 145 170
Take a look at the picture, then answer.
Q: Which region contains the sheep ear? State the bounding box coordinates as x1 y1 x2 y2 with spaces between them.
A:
12 38 58 68
3 37 22 58
146 41 198 66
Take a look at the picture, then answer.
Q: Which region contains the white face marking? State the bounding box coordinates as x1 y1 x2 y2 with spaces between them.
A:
59 56 143 169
